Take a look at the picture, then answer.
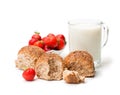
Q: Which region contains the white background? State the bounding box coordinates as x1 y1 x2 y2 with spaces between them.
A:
0 0 120 95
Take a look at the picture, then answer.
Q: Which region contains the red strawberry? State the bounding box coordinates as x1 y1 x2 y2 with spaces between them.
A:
22 68 36 81
56 34 65 41
28 38 38 45
32 32 41 40
56 38 65 50
47 33 55 37
33 40 44 49
43 34 57 49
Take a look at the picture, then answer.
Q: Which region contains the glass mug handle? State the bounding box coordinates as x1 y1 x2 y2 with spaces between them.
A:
101 22 109 47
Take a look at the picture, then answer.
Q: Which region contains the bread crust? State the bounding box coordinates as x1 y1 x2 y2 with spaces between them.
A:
15 45 45 70
63 51 95 77
35 52 63 80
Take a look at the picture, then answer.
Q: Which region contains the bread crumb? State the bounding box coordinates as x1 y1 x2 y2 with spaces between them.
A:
63 70 85 84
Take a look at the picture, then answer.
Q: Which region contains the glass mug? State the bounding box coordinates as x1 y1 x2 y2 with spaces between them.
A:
68 19 109 67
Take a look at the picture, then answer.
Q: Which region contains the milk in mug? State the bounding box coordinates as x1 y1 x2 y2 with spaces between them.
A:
68 20 109 66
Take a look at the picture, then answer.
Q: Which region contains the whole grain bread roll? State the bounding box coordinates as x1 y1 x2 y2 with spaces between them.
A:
15 45 45 70
63 51 95 77
35 52 63 80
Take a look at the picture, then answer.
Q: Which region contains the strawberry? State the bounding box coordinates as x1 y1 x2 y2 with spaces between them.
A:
28 38 38 45
47 33 55 37
33 40 44 49
32 32 41 40
56 34 65 41
43 34 57 49
56 38 65 50
22 68 36 81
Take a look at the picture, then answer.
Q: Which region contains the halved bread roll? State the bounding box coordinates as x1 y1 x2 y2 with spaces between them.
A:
63 51 95 77
15 45 45 70
35 52 63 80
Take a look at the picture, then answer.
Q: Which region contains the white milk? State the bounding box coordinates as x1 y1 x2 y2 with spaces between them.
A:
69 24 101 64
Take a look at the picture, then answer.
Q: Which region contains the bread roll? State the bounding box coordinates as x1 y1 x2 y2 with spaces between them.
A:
35 52 63 80
63 51 95 77
63 70 85 84
15 45 45 70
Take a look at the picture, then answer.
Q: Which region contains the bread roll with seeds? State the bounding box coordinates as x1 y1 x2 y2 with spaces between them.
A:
15 45 45 70
35 52 63 80
63 51 95 77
